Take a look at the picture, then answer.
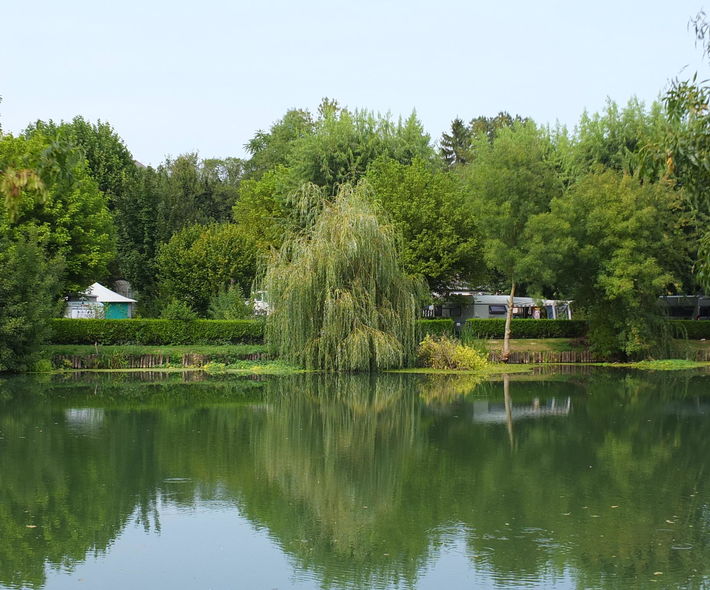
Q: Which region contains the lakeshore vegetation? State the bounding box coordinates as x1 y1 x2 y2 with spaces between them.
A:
4 17 710 372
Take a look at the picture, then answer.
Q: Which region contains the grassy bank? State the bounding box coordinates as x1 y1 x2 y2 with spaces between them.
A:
37 339 710 375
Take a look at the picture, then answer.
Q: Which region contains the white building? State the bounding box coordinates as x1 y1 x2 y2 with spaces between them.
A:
65 283 137 319
424 292 572 327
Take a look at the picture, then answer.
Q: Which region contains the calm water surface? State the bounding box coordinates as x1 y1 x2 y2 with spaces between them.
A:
1 369 709 589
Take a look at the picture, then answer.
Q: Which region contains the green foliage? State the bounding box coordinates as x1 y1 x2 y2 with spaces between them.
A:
464 319 588 339
416 319 455 339
244 108 314 180
0 233 63 372
659 15 710 291
25 116 137 201
208 284 252 320
0 132 115 291
365 157 483 290
440 112 528 167
524 170 682 359
440 118 473 166
289 107 435 195
416 335 488 370
50 319 264 345
114 165 161 306
555 99 670 183
232 165 291 250
155 154 241 243
670 320 710 340
465 121 561 283
160 300 198 320
156 223 258 316
264 183 421 371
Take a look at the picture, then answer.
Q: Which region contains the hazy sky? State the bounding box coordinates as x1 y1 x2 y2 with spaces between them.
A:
2 0 707 166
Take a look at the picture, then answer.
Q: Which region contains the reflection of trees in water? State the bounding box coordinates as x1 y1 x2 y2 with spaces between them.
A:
242 374 429 588
1 372 710 589
0 405 160 588
0 376 264 589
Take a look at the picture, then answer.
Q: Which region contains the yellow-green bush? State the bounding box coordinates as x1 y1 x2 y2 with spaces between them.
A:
416 335 489 371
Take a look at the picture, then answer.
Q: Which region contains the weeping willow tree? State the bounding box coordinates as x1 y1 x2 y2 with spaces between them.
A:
263 182 420 371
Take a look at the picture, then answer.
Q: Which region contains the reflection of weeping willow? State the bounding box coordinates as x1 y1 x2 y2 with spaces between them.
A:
249 374 428 586
417 374 486 406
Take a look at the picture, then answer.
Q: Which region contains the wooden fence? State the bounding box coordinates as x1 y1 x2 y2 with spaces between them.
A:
487 350 596 364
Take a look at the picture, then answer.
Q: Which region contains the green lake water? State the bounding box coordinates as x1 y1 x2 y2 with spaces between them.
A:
1 369 709 589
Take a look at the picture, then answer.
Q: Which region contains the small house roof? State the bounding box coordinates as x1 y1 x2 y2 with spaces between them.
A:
84 283 137 304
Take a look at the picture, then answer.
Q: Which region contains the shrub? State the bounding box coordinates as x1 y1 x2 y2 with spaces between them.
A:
50 319 264 345
160 300 198 320
208 284 253 319
416 319 455 339
416 335 488 371
671 320 710 340
465 318 588 339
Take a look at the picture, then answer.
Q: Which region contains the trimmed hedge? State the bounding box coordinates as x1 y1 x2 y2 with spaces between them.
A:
52 318 458 346
416 319 455 340
464 318 588 339
50 319 264 345
671 320 710 340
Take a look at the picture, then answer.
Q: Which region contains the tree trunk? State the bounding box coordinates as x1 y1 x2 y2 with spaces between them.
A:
502 280 516 363
503 373 515 449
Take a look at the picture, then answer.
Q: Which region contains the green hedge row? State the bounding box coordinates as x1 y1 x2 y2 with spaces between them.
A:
464 319 588 339
671 320 710 340
416 319 455 339
52 318 457 345
50 319 265 345
49 317 710 345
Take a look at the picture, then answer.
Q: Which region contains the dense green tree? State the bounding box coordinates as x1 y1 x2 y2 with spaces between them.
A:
470 111 528 143
24 116 137 203
659 13 710 290
525 170 683 359
554 99 670 183
263 183 421 371
232 165 291 250
288 107 434 195
464 122 562 360
154 153 240 243
441 112 528 168
550 100 698 294
155 223 258 316
113 165 160 306
243 108 314 180
440 117 473 166
365 157 482 290
0 132 115 291
0 232 62 372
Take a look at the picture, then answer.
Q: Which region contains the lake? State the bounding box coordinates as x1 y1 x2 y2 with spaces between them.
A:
0 369 709 589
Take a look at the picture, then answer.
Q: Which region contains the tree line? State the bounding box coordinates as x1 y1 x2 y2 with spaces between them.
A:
3 18 710 368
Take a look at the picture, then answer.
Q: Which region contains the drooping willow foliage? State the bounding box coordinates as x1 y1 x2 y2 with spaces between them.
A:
263 182 420 372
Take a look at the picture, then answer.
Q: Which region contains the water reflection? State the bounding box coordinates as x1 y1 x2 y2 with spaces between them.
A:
0 371 709 589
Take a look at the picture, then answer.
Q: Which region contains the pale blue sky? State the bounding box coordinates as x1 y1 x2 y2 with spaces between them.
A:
1 0 706 165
